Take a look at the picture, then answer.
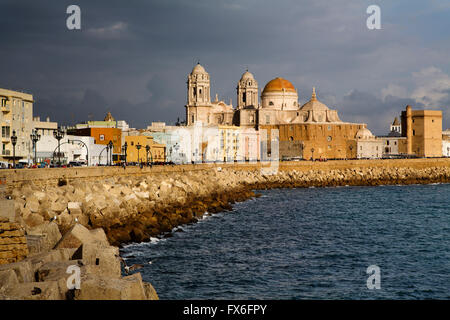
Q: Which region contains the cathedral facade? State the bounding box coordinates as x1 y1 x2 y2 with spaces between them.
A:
185 63 368 160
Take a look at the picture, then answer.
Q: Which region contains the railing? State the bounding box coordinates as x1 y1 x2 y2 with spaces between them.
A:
1 150 11 156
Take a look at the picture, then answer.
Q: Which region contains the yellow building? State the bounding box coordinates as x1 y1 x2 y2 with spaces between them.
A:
0 88 34 163
401 105 442 157
125 135 166 163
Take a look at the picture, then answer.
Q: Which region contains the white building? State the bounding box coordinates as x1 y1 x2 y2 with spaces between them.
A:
356 128 383 159
36 134 105 166
443 129 450 157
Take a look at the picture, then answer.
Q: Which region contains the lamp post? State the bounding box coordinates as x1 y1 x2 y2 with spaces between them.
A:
136 143 142 164
30 129 41 165
311 148 315 161
53 127 65 167
145 145 150 166
11 130 17 169
107 140 113 166
122 142 128 164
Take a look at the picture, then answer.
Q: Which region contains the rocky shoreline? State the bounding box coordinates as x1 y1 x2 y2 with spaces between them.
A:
1 160 450 299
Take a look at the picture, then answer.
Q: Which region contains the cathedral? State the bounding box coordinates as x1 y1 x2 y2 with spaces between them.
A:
185 63 368 160
185 63 344 129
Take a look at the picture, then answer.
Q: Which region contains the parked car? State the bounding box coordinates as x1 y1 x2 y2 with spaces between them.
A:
0 161 9 169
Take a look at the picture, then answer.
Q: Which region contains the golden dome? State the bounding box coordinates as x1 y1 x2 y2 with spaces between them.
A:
262 77 296 93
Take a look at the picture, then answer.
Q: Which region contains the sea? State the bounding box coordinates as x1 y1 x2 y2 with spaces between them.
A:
120 183 450 299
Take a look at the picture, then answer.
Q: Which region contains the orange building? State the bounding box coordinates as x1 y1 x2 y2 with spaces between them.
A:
68 127 122 162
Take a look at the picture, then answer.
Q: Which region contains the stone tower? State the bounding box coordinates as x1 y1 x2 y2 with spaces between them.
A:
187 63 210 106
237 70 258 109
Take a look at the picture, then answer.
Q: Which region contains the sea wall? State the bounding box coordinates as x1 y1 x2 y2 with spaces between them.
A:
2 158 450 246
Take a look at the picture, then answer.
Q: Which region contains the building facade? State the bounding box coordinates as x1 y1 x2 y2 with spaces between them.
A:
124 135 165 163
0 88 34 164
401 105 442 157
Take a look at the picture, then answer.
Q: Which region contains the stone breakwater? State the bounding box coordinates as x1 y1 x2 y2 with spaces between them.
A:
1 158 450 300
4 159 450 247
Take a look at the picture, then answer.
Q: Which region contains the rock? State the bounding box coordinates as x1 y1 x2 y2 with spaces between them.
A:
27 222 62 253
74 272 147 300
50 201 66 214
72 243 121 278
23 212 44 229
54 224 109 249
34 191 47 202
143 281 159 300
67 202 82 215
134 191 150 200
1 281 63 300
0 260 33 283
0 269 19 295
25 200 40 213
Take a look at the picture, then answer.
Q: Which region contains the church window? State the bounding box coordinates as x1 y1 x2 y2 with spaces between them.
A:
387 140 390 145
394 141 397 145
243 93 246 103
199 89 202 95
191 115 195 123
413 130 415 136
327 136 332 142
265 115 270 124
269 101 274 106
293 102 297 106
328 125 331 131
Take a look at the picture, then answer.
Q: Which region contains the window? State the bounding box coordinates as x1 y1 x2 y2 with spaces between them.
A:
269 101 274 106
99 134 105 141
394 141 397 145
327 136 332 142
265 115 270 124
191 115 195 123
387 140 390 145
413 130 415 136
328 125 331 131
242 93 246 103
293 102 297 106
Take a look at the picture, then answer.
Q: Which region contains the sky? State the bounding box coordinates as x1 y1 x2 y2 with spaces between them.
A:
1 0 450 134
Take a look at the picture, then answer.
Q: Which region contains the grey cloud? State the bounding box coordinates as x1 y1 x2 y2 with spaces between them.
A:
0 0 448 131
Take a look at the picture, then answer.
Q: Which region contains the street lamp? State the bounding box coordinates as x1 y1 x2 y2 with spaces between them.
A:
311 148 315 161
122 142 128 164
53 127 65 167
107 140 113 166
11 130 17 169
145 145 150 166
30 129 41 165
136 143 142 164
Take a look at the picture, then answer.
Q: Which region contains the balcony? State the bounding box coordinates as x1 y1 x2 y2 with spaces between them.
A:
1 105 11 113
1 150 11 156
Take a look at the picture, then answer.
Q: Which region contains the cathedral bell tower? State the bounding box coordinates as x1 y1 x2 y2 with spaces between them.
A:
186 63 211 125
237 70 258 109
187 63 211 106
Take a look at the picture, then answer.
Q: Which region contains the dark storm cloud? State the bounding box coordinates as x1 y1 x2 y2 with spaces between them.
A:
0 0 449 131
